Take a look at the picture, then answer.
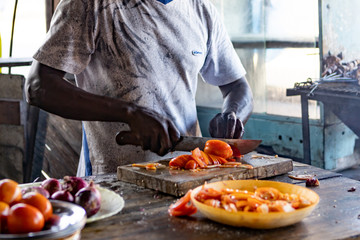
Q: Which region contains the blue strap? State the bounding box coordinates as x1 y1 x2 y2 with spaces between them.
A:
82 125 92 176
156 0 173 4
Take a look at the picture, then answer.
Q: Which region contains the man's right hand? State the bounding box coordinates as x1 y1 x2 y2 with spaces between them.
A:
115 106 181 156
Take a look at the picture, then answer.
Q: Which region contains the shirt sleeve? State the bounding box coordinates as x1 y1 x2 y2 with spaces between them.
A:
199 3 246 86
33 0 95 75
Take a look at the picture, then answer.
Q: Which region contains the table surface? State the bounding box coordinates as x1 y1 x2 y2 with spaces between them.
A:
82 162 360 240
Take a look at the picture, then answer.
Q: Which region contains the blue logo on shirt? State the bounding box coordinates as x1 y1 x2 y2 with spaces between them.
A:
156 0 173 4
192 50 202 56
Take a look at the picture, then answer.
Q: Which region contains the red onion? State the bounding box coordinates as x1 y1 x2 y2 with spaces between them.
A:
74 181 101 217
41 178 62 196
51 189 74 203
306 177 320 187
63 176 89 196
21 186 50 199
44 214 61 230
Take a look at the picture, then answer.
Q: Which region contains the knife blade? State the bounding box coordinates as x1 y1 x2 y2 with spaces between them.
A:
173 136 262 155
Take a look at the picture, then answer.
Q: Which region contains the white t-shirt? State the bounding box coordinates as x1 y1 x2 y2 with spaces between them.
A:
34 0 246 174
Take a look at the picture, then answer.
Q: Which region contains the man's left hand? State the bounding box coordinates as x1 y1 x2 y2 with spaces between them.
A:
208 111 244 139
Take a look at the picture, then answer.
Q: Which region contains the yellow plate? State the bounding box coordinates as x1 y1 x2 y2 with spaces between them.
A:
190 180 319 229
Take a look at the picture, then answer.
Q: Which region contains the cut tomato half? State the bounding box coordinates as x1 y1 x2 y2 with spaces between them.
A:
204 140 233 159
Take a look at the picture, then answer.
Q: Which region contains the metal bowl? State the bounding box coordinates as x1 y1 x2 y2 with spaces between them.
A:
0 200 87 239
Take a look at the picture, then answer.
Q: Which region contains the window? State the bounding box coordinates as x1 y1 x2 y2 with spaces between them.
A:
0 0 46 75
196 0 320 119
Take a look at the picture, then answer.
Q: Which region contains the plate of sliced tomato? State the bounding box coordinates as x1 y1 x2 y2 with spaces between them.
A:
189 180 320 229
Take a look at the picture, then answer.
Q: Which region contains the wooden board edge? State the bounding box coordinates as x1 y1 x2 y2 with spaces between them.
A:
253 159 294 179
117 166 181 196
117 159 294 197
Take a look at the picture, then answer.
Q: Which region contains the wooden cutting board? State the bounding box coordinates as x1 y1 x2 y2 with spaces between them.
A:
116 152 293 197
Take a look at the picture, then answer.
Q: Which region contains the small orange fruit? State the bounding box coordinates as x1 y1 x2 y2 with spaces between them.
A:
7 203 45 234
21 192 53 221
0 179 22 205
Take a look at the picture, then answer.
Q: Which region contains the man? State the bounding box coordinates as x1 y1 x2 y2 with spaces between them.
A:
25 0 253 176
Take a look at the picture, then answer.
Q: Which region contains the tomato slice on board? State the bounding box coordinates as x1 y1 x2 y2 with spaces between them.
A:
200 151 212 165
168 191 197 217
191 148 206 168
207 154 220 165
184 160 198 170
204 140 233 159
169 155 194 169
207 154 228 165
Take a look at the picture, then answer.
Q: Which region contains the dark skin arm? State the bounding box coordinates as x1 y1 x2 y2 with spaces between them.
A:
209 76 253 139
25 60 180 155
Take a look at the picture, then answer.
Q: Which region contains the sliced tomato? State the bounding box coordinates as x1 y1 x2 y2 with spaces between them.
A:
208 154 228 164
169 155 194 169
247 196 267 209
145 163 157 170
168 190 191 212
191 148 206 168
168 205 197 217
230 144 243 158
184 160 198 170
200 151 212 165
208 154 220 165
204 140 233 159
168 191 197 217
195 187 222 202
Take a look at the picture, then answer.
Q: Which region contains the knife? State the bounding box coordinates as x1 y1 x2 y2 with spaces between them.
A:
173 136 262 155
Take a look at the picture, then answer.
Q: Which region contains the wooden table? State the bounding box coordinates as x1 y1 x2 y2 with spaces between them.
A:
82 162 360 240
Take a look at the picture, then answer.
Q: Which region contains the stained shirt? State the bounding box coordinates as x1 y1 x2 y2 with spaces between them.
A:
34 0 246 175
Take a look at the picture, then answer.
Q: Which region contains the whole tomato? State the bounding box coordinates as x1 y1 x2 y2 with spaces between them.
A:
21 192 53 221
0 179 22 205
7 203 45 234
204 140 233 159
